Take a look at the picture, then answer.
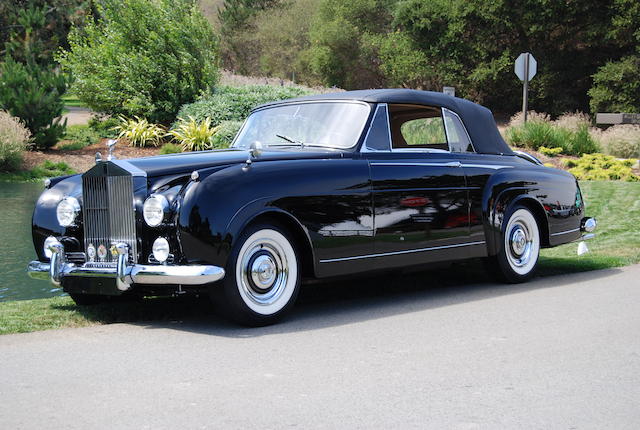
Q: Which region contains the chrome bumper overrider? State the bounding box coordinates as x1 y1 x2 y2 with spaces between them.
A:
27 241 225 291
580 217 597 240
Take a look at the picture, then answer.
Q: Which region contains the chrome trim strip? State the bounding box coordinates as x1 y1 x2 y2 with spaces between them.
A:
361 104 391 153
371 162 460 168
443 108 476 153
551 227 580 236
370 162 512 170
319 241 486 263
461 164 514 170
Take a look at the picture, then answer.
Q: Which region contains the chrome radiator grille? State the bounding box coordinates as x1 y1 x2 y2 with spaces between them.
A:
82 175 137 263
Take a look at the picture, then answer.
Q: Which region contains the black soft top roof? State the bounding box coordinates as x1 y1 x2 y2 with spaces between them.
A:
256 89 513 155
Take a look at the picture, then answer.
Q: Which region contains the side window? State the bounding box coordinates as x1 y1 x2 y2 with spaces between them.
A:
389 104 448 151
443 109 474 153
400 117 447 146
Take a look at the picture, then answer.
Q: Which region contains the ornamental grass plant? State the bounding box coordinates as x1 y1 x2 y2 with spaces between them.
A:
0 111 31 172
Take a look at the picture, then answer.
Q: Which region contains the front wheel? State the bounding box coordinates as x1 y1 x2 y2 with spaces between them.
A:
212 223 301 326
489 206 541 283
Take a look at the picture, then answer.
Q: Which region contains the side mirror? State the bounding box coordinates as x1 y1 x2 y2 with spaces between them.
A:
249 141 263 159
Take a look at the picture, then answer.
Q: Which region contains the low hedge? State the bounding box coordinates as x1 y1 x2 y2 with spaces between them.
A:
176 85 312 127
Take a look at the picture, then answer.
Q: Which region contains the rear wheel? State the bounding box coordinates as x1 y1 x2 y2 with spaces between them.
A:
212 223 301 326
489 205 541 283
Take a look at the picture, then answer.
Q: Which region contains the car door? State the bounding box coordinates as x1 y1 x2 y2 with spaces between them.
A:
362 103 472 268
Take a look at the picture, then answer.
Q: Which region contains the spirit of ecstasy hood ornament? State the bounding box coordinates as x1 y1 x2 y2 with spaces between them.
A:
95 139 118 164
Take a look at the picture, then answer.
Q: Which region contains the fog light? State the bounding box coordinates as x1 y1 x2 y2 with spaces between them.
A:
43 236 60 259
152 237 170 263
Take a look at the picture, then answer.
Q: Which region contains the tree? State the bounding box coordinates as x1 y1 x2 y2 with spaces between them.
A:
57 0 220 123
0 2 77 148
0 0 89 66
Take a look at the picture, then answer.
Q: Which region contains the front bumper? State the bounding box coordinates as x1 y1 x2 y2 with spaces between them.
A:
27 241 225 293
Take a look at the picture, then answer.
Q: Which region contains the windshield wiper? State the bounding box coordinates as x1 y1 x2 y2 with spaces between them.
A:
275 134 303 146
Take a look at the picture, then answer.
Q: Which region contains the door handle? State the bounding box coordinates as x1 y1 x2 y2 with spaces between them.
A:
444 161 462 168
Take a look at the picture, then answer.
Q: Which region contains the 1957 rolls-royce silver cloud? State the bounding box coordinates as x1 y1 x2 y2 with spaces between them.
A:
27 89 597 325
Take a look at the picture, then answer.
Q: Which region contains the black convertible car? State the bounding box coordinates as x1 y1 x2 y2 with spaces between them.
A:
28 89 596 325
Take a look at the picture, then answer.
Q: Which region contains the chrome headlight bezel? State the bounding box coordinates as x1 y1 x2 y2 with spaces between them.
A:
143 194 169 227
56 196 81 227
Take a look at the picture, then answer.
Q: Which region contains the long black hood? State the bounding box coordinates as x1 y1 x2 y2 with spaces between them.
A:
126 148 347 177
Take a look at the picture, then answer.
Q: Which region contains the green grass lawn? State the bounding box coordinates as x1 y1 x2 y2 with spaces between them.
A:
538 181 640 274
1 181 638 335
62 94 85 108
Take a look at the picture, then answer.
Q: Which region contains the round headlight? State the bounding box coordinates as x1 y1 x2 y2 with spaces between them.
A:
143 194 169 227
43 236 60 259
152 237 170 263
56 197 80 227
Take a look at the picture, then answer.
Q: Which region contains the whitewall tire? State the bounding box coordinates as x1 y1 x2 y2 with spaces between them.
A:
213 223 301 326
492 206 541 283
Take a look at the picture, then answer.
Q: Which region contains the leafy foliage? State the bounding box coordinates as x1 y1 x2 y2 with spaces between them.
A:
211 120 243 148
538 146 563 157
0 57 68 149
218 0 640 115
114 116 165 147
0 1 89 66
159 143 183 155
168 116 219 151
57 0 220 123
597 125 640 158
218 0 285 74
564 154 639 182
589 56 640 115
505 118 599 156
0 111 31 171
87 116 120 138
176 85 311 126
59 125 100 150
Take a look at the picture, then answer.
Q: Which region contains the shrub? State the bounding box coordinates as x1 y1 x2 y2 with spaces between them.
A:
114 116 165 147
567 124 600 155
159 143 183 155
168 117 219 151
539 146 563 157
589 56 640 115
567 154 639 182
0 111 31 171
59 125 100 150
57 0 220 123
0 57 67 149
211 120 243 148
504 117 599 156
176 85 312 126
88 116 120 138
597 125 640 158
505 120 561 151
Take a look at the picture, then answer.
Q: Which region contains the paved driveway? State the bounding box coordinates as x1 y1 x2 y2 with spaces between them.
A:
1 265 639 429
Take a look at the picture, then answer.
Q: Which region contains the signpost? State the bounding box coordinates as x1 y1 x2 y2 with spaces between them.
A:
515 52 537 123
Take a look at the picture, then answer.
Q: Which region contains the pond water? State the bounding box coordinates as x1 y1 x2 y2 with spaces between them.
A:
0 181 63 301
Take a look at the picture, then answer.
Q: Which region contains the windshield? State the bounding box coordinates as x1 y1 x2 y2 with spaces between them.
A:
232 102 371 150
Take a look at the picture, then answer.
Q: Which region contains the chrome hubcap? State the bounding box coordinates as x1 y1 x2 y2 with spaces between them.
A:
250 254 277 290
508 223 532 267
240 240 288 305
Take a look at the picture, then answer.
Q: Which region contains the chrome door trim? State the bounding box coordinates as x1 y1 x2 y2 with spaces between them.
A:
319 241 486 263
